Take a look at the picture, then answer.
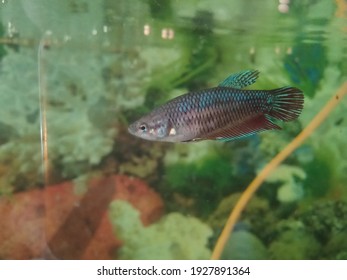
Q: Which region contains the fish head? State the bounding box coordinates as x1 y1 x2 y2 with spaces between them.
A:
128 113 170 141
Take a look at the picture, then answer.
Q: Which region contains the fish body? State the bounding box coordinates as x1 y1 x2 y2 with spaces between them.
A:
128 70 304 142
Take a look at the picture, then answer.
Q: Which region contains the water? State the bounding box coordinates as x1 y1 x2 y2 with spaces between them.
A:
0 0 346 260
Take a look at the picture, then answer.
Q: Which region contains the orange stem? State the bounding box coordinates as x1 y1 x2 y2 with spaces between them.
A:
211 82 347 260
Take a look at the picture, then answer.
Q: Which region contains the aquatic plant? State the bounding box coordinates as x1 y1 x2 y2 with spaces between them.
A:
109 200 212 260
0 0 185 190
164 152 236 216
0 48 119 189
173 10 217 90
266 199 347 260
299 200 347 244
208 192 270 232
284 43 327 98
303 150 334 198
268 226 321 260
263 164 306 203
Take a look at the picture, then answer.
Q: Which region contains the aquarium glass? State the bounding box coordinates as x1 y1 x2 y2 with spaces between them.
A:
0 0 346 260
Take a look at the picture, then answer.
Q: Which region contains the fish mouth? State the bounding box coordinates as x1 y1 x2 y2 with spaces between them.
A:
127 124 134 135
128 122 138 136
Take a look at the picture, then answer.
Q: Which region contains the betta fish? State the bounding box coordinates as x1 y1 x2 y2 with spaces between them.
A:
128 70 304 142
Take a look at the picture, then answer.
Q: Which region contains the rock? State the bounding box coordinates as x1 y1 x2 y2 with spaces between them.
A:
221 230 268 260
0 174 164 259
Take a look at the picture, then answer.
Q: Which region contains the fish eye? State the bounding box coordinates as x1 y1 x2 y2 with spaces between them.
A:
139 123 147 132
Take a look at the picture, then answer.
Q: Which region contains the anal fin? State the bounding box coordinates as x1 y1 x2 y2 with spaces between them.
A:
203 114 281 141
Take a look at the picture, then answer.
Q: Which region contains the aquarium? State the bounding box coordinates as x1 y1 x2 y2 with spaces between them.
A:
0 0 346 260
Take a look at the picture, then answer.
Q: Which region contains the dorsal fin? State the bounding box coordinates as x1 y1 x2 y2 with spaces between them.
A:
218 70 260 89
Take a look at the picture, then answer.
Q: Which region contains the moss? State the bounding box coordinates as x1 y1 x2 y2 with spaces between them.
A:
324 232 347 260
165 153 235 216
208 193 270 231
109 200 212 260
303 149 334 198
298 200 347 243
269 229 321 260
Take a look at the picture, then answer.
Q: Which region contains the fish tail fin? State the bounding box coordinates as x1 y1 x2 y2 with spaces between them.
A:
268 87 304 122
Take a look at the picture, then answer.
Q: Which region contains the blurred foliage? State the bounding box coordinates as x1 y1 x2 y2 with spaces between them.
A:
164 153 235 216
123 86 169 124
284 43 327 98
0 23 6 59
303 148 334 198
147 0 173 20
172 10 218 90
